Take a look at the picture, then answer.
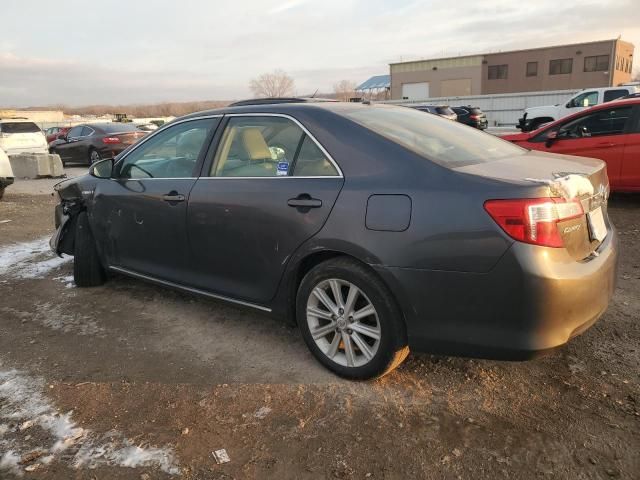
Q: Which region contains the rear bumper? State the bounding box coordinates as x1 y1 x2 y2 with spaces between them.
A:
375 228 619 359
97 144 128 158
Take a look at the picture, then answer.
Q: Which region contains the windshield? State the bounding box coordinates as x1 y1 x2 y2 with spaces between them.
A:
0 122 41 134
340 105 525 168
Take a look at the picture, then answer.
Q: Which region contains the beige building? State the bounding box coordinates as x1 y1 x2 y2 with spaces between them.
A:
0 109 65 123
390 39 635 100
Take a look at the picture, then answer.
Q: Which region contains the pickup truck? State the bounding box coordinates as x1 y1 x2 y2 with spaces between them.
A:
517 85 640 131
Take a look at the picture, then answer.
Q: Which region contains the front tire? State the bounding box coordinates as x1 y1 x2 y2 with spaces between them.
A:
73 211 106 287
297 258 409 380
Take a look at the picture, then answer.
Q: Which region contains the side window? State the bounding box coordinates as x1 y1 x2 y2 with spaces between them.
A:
81 126 94 137
118 118 216 179
603 89 629 102
211 116 305 177
559 106 632 138
569 91 598 108
67 126 84 138
293 135 338 177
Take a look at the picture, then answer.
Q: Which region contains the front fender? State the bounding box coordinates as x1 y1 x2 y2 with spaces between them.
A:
523 105 558 120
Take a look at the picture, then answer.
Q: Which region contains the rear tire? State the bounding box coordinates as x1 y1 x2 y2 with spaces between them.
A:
73 211 106 287
89 148 101 165
297 257 409 380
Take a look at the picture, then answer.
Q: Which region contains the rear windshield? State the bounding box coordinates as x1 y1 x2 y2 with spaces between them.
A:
340 105 525 168
99 123 139 133
0 122 41 134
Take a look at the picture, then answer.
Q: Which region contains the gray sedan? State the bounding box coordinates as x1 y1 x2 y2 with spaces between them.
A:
51 99 618 379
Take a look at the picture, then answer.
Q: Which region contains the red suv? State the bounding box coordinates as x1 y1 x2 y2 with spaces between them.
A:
502 98 640 192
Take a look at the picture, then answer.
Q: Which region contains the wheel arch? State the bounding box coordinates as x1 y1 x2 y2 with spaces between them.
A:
278 248 408 336
528 116 555 130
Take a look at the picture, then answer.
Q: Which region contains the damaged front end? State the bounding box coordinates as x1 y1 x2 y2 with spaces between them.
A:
50 179 86 256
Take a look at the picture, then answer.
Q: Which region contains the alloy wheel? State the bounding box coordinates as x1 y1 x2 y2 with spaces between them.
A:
306 279 381 368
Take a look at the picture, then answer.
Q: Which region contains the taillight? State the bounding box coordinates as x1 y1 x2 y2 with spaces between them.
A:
484 198 584 248
102 136 121 144
469 114 479 120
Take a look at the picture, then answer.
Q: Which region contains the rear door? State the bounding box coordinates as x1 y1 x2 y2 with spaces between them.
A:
543 105 633 188
620 105 640 190
187 114 344 303
92 117 221 282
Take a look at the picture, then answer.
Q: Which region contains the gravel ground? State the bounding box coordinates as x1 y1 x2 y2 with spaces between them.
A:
0 176 638 479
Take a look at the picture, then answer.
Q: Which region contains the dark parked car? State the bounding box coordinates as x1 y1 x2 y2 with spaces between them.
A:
50 123 147 165
451 106 488 129
409 105 457 121
51 100 618 380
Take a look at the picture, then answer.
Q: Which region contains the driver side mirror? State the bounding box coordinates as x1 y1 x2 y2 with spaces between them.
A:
57 133 67 141
89 158 114 179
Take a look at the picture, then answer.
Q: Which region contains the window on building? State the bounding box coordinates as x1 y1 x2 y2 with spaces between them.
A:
525 62 538 77
584 55 610 72
488 64 508 80
549 58 573 75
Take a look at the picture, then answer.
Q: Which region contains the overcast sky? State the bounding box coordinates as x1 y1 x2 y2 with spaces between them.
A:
1 0 638 107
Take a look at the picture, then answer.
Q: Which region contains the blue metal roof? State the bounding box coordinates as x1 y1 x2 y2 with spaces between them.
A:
356 75 390 91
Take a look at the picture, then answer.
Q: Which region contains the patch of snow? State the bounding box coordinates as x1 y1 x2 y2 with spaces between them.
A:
0 450 21 477
0 369 180 476
0 237 71 280
254 406 272 419
0 304 104 337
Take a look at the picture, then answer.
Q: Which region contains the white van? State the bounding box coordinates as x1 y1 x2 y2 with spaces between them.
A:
0 148 14 200
0 119 48 155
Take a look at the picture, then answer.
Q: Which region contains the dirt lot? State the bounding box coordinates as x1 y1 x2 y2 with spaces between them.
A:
0 179 639 479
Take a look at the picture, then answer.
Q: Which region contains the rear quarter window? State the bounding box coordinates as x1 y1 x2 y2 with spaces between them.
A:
0 122 41 134
341 105 525 168
603 89 630 102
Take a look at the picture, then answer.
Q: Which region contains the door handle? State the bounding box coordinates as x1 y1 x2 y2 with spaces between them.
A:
162 192 185 203
595 142 615 148
288 194 322 209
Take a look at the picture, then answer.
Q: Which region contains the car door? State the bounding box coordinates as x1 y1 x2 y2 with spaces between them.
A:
620 105 640 190
91 116 221 282
54 125 84 163
187 114 344 304
542 105 633 188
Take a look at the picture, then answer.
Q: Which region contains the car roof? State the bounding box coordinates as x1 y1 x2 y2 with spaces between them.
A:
0 118 34 123
179 100 402 121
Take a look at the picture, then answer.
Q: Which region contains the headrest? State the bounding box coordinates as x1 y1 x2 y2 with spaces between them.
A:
241 128 271 160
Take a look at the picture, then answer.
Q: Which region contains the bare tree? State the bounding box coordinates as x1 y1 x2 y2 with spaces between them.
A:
249 70 296 98
333 80 357 102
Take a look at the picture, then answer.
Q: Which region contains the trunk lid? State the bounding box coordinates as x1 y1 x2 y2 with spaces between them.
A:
111 130 147 146
456 151 610 260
